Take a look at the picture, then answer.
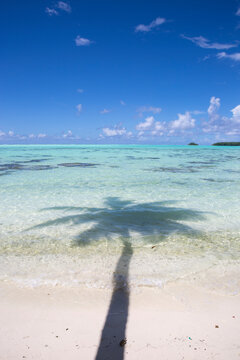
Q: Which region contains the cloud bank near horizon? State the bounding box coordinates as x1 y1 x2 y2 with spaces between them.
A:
2 97 238 144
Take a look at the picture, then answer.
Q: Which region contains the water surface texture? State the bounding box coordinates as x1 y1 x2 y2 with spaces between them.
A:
0 145 240 294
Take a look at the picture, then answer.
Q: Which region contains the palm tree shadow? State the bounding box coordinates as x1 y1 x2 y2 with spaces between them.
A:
33 197 205 248
95 240 133 360
27 196 206 360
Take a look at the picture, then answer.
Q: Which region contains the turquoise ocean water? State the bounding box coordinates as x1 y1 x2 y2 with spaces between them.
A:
0 145 240 294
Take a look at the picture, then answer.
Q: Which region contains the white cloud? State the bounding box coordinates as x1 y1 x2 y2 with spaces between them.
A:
181 35 237 50
169 112 195 133
225 129 240 135
203 98 240 135
0 130 17 138
120 100 126 106
136 116 155 131
236 8 240 16
102 126 132 137
137 106 162 116
38 133 47 138
45 7 59 16
77 88 84 93
151 121 165 136
208 96 220 122
63 130 73 138
75 36 92 46
45 1 71 16
57 1 71 13
0 130 32 139
135 17 166 33
202 55 211 61
154 121 165 131
217 52 240 61
231 105 240 123
103 128 125 136
28 134 36 139
76 104 82 114
136 116 166 136
100 109 111 114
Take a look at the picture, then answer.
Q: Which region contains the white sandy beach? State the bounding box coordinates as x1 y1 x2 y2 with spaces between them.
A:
0 282 239 360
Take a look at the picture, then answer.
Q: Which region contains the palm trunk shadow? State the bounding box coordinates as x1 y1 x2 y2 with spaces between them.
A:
95 241 133 360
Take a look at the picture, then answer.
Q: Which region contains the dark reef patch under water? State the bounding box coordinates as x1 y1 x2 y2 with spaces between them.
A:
0 163 57 172
0 160 100 174
144 166 199 173
202 178 235 183
58 162 98 167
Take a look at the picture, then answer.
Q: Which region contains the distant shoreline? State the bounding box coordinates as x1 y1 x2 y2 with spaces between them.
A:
1 143 240 147
212 142 240 146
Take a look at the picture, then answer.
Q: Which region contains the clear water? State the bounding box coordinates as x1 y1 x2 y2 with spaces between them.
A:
0 145 240 294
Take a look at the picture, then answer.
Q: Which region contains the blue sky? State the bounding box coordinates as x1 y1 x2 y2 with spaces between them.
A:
0 0 240 144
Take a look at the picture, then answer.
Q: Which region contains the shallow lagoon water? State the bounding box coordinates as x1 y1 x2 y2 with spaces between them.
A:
0 145 240 294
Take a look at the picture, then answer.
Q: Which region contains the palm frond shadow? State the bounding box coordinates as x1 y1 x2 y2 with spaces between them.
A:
32 197 205 247
30 197 206 360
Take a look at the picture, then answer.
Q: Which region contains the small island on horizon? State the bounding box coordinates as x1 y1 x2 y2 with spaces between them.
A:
187 142 240 146
212 142 240 146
